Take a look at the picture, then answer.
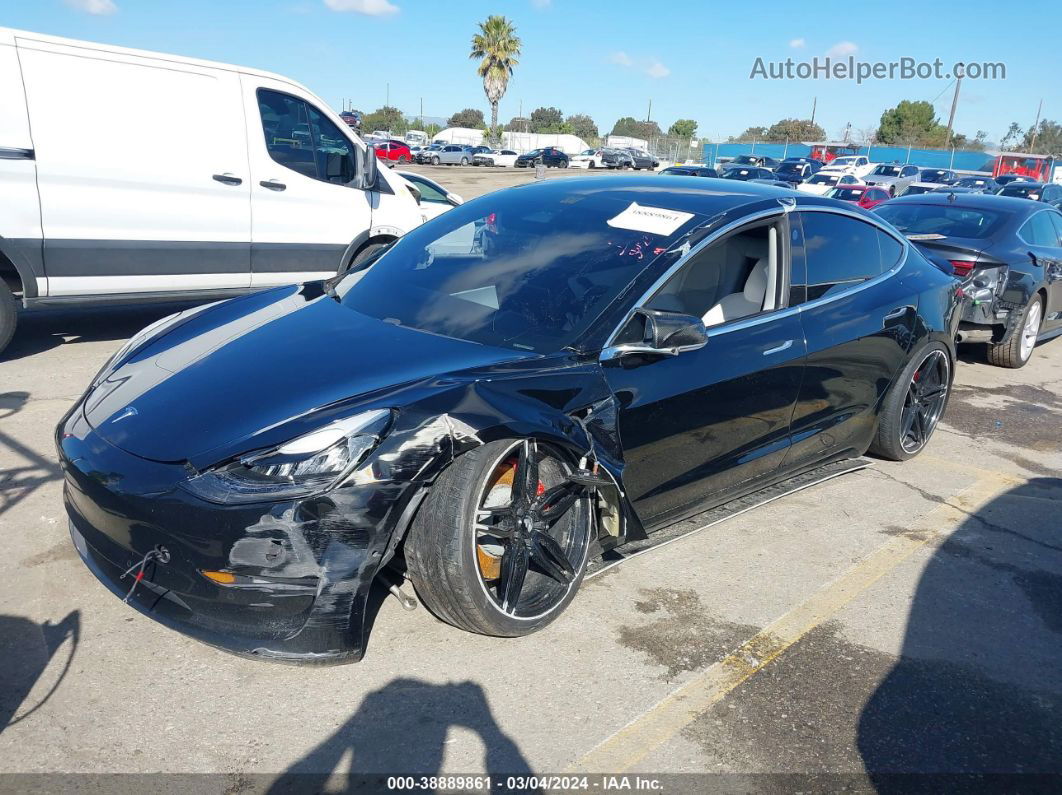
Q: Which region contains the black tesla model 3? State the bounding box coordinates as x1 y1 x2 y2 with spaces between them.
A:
58 177 962 664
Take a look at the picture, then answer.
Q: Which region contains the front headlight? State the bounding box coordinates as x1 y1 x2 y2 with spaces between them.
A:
180 409 393 505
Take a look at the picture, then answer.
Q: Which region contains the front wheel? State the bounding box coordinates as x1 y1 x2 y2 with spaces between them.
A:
870 343 951 461
987 296 1041 368
405 439 593 636
0 279 17 357
431 156 440 165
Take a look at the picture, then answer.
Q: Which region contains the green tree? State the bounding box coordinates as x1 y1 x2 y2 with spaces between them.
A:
470 15 521 135
763 118 825 142
505 116 530 132
530 106 564 132
667 119 698 138
876 100 942 145
999 122 1023 150
361 106 406 135
566 113 599 141
610 117 662 139
730 126 766 142
1024 120 1062 154
448 108 486 129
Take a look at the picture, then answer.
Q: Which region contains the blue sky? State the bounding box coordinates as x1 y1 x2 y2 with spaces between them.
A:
3 0 1055 143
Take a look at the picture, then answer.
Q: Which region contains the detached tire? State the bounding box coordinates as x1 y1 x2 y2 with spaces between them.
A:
987 295 1041 368
870 342 952 461
0 280 16 358
405 439 592 637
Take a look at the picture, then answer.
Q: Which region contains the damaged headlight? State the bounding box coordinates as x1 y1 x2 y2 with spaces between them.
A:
181 409 393 505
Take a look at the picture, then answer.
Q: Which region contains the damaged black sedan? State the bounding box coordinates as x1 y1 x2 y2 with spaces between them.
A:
58 177 962 664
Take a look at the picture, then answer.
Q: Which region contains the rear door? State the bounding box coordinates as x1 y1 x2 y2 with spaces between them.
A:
785 210 915 467
17 34 251 296
243 76 369 286
1022 210 1062 330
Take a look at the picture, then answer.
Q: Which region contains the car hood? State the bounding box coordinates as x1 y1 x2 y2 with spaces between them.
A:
83 286 535 466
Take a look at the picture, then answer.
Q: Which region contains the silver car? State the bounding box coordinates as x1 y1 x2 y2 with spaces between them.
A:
430 144 475 166
864 163 921 195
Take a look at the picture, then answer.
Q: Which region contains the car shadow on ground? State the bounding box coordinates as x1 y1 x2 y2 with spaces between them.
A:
957 335 1058 367
857 477 1062 787
268 678 534 792
0 611 80 735
0 391 63 519
5 302 204 361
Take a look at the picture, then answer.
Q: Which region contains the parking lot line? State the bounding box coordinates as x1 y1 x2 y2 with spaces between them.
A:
565 472 1013 774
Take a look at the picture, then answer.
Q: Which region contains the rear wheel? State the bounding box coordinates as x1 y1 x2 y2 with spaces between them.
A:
870 343 951 461
460 157 469 166
406 439 592 636
397 155 409 164
0 280 17 357
987 296 1041 368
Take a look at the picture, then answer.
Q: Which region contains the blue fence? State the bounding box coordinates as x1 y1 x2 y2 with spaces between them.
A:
701 142 993 172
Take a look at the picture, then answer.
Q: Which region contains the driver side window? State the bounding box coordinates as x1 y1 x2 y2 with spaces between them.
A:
642 219 786 328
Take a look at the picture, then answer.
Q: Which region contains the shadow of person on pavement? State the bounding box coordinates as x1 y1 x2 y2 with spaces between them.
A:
0 611 80 734
858 477 1062 788
269 678 533 793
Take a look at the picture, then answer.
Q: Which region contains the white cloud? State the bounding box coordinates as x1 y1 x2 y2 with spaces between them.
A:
826 40 858 58
323 0 399 16
789 37 806 48
610 51 633 67
531 0 552 8
646 60 670 79
64 0 118 15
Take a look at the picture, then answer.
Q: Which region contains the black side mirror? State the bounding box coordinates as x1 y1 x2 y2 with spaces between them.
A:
360 145 379 190
601 308 709 363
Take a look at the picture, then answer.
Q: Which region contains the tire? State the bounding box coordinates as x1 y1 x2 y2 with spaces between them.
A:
431 156 440 165
460 157 469 166
987 295 1042 368
869 342 952 461
588 161 596 169
0 279 17 357
397 155 409 164
405 438 592 637
560 160 568 169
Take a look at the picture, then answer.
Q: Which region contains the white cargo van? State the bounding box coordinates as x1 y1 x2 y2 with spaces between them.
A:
0 27 423 354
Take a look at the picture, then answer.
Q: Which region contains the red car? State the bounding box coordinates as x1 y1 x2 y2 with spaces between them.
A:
830 185 891 210
373 140 412 165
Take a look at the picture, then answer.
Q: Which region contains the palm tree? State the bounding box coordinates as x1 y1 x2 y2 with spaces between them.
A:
469 16 521 140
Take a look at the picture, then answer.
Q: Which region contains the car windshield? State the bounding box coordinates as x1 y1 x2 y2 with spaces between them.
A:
875 203 1006 239
1001 185 1037 197
921 170 947 181
873 165 902 176
829 187 867 200
832 157 857 166
808 174 839 185
337 190 700 352
776 163 803 174
957 178 988 188
732 156 757 164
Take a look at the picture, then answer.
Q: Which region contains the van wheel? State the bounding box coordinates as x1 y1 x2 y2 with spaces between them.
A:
0 280 16 357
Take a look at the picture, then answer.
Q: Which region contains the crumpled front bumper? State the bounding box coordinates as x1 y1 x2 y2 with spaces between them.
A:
58 408 420 665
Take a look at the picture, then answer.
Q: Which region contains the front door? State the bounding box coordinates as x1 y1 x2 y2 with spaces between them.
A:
242 76 372 287
603 214 806 528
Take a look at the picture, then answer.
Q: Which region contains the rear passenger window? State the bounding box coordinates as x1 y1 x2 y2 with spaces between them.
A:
1049 213 1062 246
257 89 356 184
793 213 899 303
1019 212 1059 247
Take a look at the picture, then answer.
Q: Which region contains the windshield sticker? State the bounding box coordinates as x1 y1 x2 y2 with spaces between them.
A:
607 202 694 237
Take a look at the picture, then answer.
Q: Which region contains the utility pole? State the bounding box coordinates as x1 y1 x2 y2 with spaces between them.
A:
945 65 963 147
810 97 817 126
1029 97 1044 152
419 97 423 128
646 99 652 122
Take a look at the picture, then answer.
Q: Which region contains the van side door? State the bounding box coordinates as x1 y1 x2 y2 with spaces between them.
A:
242 76 372 285
16 34 251 296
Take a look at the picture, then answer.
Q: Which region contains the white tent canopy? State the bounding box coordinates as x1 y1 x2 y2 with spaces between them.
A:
433 127 590 155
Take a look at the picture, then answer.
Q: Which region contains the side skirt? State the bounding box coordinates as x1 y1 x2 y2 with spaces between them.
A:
586 457 873 578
